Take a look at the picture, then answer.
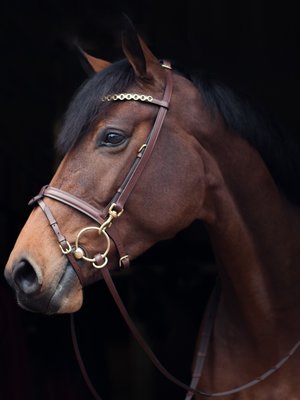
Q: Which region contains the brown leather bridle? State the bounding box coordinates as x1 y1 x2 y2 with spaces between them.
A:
29 60 173 284
28 60 300 399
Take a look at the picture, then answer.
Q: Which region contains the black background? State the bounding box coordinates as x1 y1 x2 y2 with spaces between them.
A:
1 1 299 399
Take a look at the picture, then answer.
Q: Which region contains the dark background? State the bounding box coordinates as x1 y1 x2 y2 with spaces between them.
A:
1 1 299 399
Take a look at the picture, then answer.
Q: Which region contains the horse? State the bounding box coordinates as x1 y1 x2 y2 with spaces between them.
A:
4 19 300 399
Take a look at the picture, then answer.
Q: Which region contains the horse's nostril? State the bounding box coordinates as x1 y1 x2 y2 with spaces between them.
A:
12 260 41 294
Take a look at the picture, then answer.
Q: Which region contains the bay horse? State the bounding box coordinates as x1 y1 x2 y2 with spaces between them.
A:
4 20 300 399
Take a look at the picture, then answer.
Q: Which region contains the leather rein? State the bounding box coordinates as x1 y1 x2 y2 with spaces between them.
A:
28 61 300 399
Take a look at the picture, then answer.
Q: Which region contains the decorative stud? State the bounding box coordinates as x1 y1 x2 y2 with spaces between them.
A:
101 93 154 103
74 247 85 260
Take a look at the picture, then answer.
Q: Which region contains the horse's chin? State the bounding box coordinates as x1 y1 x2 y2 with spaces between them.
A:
15 264 83 315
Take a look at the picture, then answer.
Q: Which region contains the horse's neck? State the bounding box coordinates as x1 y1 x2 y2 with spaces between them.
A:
201 131 300 347
195 129 300 396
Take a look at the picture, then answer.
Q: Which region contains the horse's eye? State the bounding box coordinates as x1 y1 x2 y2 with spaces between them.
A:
100 131 127 147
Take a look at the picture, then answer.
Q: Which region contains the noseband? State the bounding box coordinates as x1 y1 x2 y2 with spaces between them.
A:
29 60 173 285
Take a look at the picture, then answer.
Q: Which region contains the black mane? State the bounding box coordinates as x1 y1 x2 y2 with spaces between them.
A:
57 59 300 205
192 73 300 205
57 59 135 154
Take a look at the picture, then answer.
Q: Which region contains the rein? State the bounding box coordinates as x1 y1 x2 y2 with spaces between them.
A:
28 60 300 398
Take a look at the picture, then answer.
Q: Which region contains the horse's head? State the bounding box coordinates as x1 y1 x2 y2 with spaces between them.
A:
4 24 210 314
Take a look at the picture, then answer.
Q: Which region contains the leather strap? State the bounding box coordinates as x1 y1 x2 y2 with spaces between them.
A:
30 185 108 221
99 268 300 398
30 186 130 269
37 199 85 285
111 61 173 211
71 314 104 400
99 266 212 396
185 281 220 400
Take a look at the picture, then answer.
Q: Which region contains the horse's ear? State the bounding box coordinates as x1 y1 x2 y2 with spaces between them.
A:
82 51 111 72
121 15 161 79
77 46 111 75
